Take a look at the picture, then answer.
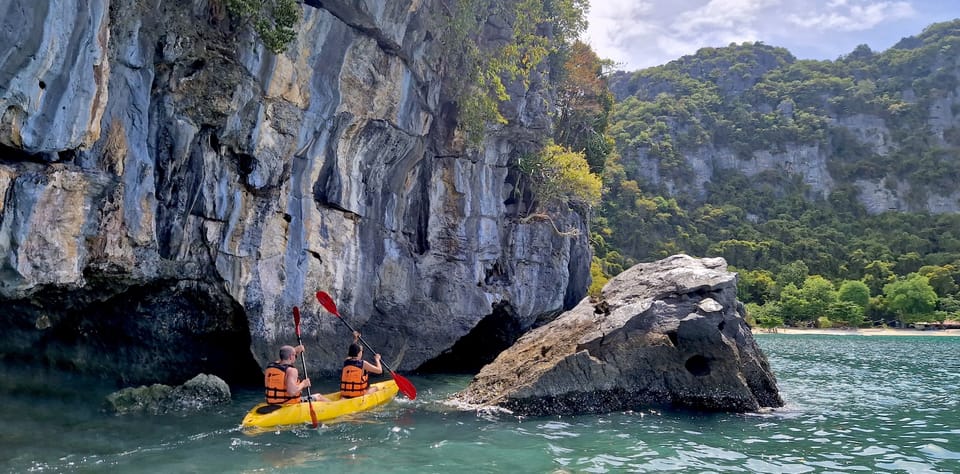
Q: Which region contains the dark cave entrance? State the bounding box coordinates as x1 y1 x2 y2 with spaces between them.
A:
0 278 263 388
416 301 523 374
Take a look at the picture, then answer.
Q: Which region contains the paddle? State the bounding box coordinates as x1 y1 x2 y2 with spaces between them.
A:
315 291 418 400
293 306 320 428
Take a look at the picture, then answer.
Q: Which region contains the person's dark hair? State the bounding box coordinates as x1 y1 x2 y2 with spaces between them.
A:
347 343 361 357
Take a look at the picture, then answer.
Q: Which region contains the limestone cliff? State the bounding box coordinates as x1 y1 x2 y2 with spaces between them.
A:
0 0 590 384
608 35 960 214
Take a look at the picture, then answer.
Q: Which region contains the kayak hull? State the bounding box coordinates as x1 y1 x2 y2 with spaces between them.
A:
241 380 399 429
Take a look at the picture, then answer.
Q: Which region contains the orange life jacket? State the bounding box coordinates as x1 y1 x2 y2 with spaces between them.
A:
340 358 368 398
264 362 300 404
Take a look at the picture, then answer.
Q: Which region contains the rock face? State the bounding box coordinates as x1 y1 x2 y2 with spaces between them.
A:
104 373 231 415
454 255 783 416
608 42 960 215
0 0 589 384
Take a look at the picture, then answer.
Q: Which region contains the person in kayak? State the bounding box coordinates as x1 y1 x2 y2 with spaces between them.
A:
340 332 383 398
265 344 330 404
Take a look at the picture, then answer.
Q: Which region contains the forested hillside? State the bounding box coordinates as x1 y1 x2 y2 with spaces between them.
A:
591 20 960 328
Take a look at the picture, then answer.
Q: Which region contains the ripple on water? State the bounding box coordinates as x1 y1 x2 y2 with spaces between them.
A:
919 443 960 460
3 337 960 473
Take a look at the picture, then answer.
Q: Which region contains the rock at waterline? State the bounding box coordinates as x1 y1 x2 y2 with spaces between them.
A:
105 373 231 415
452 254 784 416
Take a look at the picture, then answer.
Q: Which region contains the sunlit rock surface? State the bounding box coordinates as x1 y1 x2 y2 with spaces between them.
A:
454 255 784 416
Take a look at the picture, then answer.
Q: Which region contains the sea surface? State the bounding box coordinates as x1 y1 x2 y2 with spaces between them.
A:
1 334 958 473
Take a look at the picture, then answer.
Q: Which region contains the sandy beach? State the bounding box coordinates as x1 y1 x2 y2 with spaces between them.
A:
753 327 960 337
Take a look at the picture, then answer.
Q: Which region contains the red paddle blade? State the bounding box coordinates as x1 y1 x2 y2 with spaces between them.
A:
316 291 341 317
293 306 302 335
392 372 417 400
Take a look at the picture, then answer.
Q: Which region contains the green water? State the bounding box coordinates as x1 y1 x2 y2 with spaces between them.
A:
2 335 958 473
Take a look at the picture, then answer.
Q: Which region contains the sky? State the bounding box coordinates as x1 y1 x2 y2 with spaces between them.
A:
582 0 960 71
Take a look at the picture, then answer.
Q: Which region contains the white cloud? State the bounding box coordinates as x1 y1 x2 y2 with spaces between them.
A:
581 0 929 71
674 0 780 34
789 1 914 31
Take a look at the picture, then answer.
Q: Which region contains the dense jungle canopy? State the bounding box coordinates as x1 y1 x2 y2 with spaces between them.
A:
586 20 960 328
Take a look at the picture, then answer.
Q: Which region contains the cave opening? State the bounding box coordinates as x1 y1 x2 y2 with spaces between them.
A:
416 301 522 374
0 278 263 388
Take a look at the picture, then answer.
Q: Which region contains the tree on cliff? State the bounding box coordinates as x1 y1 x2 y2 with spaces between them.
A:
438 0 589 144
518 143 601 214
554 41 615 174
226 0 300 54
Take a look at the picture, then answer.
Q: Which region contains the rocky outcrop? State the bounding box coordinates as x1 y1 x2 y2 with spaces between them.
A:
0 0 589 384
638 138 960 213
643 142 836 199
104 373 231 415
453 255 783 416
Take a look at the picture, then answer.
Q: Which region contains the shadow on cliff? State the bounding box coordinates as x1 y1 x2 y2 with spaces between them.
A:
1 274 262 389
416 301 530 374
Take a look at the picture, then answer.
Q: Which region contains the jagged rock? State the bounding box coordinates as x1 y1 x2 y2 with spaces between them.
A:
452 255 784 416
104 374 231 415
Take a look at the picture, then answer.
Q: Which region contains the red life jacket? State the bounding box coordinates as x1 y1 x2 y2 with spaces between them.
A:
340 358 368 398
264 362 300 404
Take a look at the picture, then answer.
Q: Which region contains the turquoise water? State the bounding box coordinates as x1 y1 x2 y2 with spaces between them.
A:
2 335 958 473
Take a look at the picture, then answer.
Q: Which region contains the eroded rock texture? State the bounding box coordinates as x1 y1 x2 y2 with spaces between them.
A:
454 255 783 416
0 0 589 384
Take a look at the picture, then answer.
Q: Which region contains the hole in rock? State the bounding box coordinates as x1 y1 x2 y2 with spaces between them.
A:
685 355 710 377
0 142 46 163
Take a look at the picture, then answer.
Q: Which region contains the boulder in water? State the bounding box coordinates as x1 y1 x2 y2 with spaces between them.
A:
105 373 231 415
452 255 784 416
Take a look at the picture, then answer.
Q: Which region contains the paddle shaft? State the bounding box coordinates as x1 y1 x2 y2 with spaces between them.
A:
293 331 313 399
293 307 319 428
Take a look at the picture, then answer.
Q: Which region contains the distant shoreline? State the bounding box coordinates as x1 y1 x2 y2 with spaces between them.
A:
752 327 960 337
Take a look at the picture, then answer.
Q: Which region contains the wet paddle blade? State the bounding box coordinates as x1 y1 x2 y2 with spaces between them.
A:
316 291 341 317
293 306 302 336
392 372 417 400
308 400 318 428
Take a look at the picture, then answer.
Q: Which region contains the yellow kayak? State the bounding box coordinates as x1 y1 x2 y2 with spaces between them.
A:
241 380 399 429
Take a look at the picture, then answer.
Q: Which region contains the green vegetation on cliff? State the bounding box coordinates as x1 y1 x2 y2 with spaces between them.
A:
438 0 606 219
226 0 299 54
594 20 960 326
439 0 588 143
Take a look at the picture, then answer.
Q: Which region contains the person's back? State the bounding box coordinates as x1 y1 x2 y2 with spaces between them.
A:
340 354 368 398
339 335 382 398
264 360 300 404
264 344 323 404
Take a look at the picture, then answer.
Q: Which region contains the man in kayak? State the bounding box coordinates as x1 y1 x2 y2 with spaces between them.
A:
265 344 330 404
340 332 383 398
